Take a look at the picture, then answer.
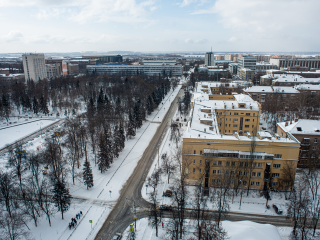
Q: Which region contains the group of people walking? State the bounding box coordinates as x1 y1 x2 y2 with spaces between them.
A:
68 211 83 230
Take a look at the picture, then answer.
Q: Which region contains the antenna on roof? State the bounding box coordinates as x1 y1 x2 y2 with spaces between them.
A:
211 47 212 53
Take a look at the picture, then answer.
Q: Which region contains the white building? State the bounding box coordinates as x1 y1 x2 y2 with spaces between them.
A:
22 53 47 82
237 56 257 76
205 52 214 66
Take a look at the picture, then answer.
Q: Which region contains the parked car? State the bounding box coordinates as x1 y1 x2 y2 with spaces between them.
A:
112 232 122 240
163 189 173 197
159 205 173 211
272 204 283 214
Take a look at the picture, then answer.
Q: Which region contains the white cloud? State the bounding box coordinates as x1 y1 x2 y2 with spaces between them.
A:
1 31 24 43
180 0 197 7
185 38 208 44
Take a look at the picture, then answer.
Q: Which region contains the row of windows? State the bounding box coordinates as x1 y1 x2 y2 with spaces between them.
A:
211 179 261 186
218 112 255 116
194 151 282 160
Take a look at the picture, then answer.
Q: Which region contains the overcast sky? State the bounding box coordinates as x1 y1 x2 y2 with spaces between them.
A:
1 0 319 53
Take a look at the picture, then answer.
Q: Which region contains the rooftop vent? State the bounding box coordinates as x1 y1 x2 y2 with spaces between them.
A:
297 127 302 131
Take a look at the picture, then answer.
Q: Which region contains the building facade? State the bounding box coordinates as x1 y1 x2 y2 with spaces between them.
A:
86 64 182 76
82 55 122 63
240 68 254 81
205 52 214 66
237 56 257 76
270 58 320 69
22 53 47 82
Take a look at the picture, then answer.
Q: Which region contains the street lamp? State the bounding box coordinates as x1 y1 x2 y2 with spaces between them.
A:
239 180 243 210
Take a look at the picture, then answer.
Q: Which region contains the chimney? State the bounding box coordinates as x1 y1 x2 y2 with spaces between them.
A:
285 122 288 127
294 119 298 122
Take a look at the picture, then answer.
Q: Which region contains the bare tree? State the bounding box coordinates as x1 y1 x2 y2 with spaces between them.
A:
0 211 31 240
161 153 176 184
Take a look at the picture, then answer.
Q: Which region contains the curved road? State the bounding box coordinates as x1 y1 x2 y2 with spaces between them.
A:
94 87 314 240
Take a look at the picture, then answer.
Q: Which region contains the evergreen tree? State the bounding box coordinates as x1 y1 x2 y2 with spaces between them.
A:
52 179 71 219
116 96 121 114
147 95 154 115
39 96 49 115
83 160 94 190
133 99 142 129
104 126 114 165
33 97 39 114
1 94 10 120
97 133 108 173
87 97 95 118
118 121 126 151
113 125 120 158
127 111 136 139
97 88 104 113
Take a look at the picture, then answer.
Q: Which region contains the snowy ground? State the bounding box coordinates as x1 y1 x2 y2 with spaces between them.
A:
122 218 283 240
0 85 182 240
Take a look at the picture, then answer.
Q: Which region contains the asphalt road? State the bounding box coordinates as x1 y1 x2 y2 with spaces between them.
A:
95 89 184 240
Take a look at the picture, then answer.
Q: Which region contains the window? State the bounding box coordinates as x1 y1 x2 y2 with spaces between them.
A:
213 161 217 165
231 171 235 175
193 160 196 164
251 181 255 185
273 164 281 169
212 179 215 183
271 182 278 187
226 161 230 166
257 172 261 177
243 181 247 185
253 163 257 167
193 168 195 173
217 179 221 183
244 171 248 176
194 150 196 154
230 180 234 184
233 124 238 127
217 170 221 174
233 118 238 122
199 169 202 173
258 163 262 167
246 113 250 116
212 170 216 174
200 160 202 165
245 162 248 167
226 170 229 175
234 112 238 116
218 161 222 166
239 171 243 176
240 162 244 167
252 172 256 177
272 173 280 178
245 119 250 122
315 138 318 143
313 146 317 150
200 151 202 155
245 125 249 128
274 154 282 159
256 182 260 186
232 161 235 166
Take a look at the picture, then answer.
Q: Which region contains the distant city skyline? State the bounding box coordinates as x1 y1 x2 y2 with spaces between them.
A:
0 0 319 53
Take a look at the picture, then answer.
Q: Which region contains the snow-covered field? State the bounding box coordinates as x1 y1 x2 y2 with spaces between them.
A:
122 218 283 240
0 85 182 240
0 118 60 148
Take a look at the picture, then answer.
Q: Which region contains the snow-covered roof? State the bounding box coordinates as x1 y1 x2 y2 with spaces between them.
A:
278 119 320 135
294 84 320 91
244 86 299 94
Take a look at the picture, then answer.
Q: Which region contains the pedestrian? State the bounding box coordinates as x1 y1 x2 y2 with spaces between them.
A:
80 211 82 215
71 218 74 223
162 222 164 228
71 222 74 228
74 219 77 225
76 214 78 219
69 223 71 230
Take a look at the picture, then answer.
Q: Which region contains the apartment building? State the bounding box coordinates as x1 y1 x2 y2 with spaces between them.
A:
270 58 320 69
277 120 320 168
82 55 122 63
22 53 47 82
237 56 257 76
196 82 239 95
205 52 214 66
240 68 254 81
183 93 300 190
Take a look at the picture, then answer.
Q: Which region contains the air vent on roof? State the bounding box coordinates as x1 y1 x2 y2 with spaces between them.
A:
315 129 320 132
297 127 302 131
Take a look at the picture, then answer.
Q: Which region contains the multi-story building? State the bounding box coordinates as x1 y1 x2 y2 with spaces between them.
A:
82 55 122 63
224 54 233 61
228 63 238 75
244 86 300 104
192 82 261 135
46 63 61 78
277 120 320 167
205 52 214 66
255 63 278 72
270 58 320 70
215 55 224 60
0 74 25 86
22 53 47 82
237 56 257 76
196 82 239 95
183 87 300 190
240 68 254 81
143 59 177 65
294 84 320 94
86 64 182 76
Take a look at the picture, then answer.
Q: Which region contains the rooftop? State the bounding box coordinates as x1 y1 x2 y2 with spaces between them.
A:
278 119 320 135
244 86 299 94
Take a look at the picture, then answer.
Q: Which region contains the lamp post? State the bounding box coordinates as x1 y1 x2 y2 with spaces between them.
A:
239 180 242 210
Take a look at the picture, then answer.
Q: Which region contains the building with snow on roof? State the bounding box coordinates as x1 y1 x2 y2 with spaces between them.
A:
277 119 320 168
182 83 300 191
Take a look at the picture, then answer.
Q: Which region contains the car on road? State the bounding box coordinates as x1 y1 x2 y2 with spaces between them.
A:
112 232 122 240
159 205 173 211
272 204 283 214
163 189 173 197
